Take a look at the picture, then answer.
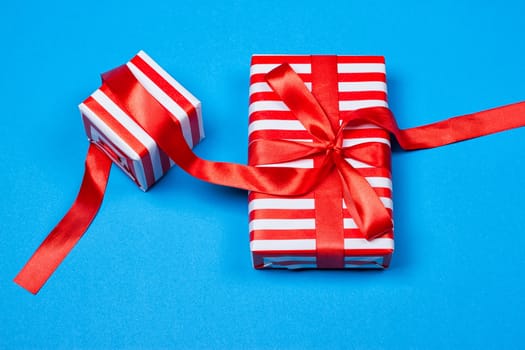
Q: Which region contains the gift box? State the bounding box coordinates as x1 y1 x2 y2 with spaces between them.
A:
79 50 204 191
16 50 525 293
248 55 394 269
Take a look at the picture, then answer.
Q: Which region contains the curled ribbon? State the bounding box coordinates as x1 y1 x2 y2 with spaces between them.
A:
15 55 525 294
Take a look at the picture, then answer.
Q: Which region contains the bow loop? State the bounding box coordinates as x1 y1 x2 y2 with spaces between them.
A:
266 63 336 143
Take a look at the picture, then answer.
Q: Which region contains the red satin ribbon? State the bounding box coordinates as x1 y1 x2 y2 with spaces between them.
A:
14 144 112 294
15 56 525 294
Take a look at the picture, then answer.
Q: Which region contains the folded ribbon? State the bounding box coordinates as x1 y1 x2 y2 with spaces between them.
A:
15 55 525 294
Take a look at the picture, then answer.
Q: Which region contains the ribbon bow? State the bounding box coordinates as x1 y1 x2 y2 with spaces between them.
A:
251 63 393 240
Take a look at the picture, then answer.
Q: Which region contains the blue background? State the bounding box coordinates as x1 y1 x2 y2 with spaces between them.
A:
2 1 525 349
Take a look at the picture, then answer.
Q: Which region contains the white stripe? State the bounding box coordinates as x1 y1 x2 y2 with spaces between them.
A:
249 100 388 115
250 219 315 231
345 238 394 250
249 218 357 231
342 137 390 147
127 62 194 148
250 63 311 75
264 256 316 263
249 81 386 95
195 104 205 141
345 158 373 168
258 157 385 170
249 198 315 212
337 63 385 74
79 103 148 189
250 63 385 75
342 196 393 210
248 121 385 134
256 159 314 168
251 239 315 251
90 90 164 181
381 197 393 210
338 81 387 92
344 218 358 229
365 177 392 189
249 100 289 115
250 82 312 95
249 193 392 213
339 100 388 110
248 119 304 134
251 237 394 251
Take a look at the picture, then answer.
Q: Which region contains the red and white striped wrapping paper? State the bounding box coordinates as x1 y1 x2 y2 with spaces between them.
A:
79 51 204 191
248 55 394 269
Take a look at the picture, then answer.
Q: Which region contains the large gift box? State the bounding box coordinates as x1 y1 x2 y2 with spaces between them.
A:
248 55 394 269
79 50 204 191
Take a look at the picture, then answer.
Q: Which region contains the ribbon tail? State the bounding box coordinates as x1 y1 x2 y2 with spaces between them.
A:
14 144 112 294
333 154 392 240
346 103 525 150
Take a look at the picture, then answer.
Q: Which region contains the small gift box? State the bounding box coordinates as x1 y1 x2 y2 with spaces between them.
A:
248 55 394 269
79 50 204 190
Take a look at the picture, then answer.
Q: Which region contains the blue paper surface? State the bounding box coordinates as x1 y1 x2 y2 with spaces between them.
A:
2 1 525 348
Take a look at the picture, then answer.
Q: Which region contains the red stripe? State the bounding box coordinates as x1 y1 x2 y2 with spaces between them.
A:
251 55 385 65
344 230 393 239
250 90 387 104
251 229 316 240
251 72 386 84
250 73 311 85
130 55 201 147
250 209 316 221
343 129 390 139
339 91 387 101
250 205 392 221
251 249 392 257
344 249 393 256
337 56 385 64
251 55 314 64
249 130 313 143
250 229 394 240
84 94 156 188
339 73 386 82
158 149 171 173
249 110 298 123
249 129 392 143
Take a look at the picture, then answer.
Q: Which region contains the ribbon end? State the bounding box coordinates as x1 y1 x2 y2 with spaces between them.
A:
13 273 41 295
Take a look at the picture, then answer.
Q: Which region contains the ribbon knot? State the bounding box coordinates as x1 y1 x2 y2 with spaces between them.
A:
323 130 344 156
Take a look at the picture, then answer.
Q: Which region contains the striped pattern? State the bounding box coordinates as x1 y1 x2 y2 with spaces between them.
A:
79 51 204 191
248 55 394 269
